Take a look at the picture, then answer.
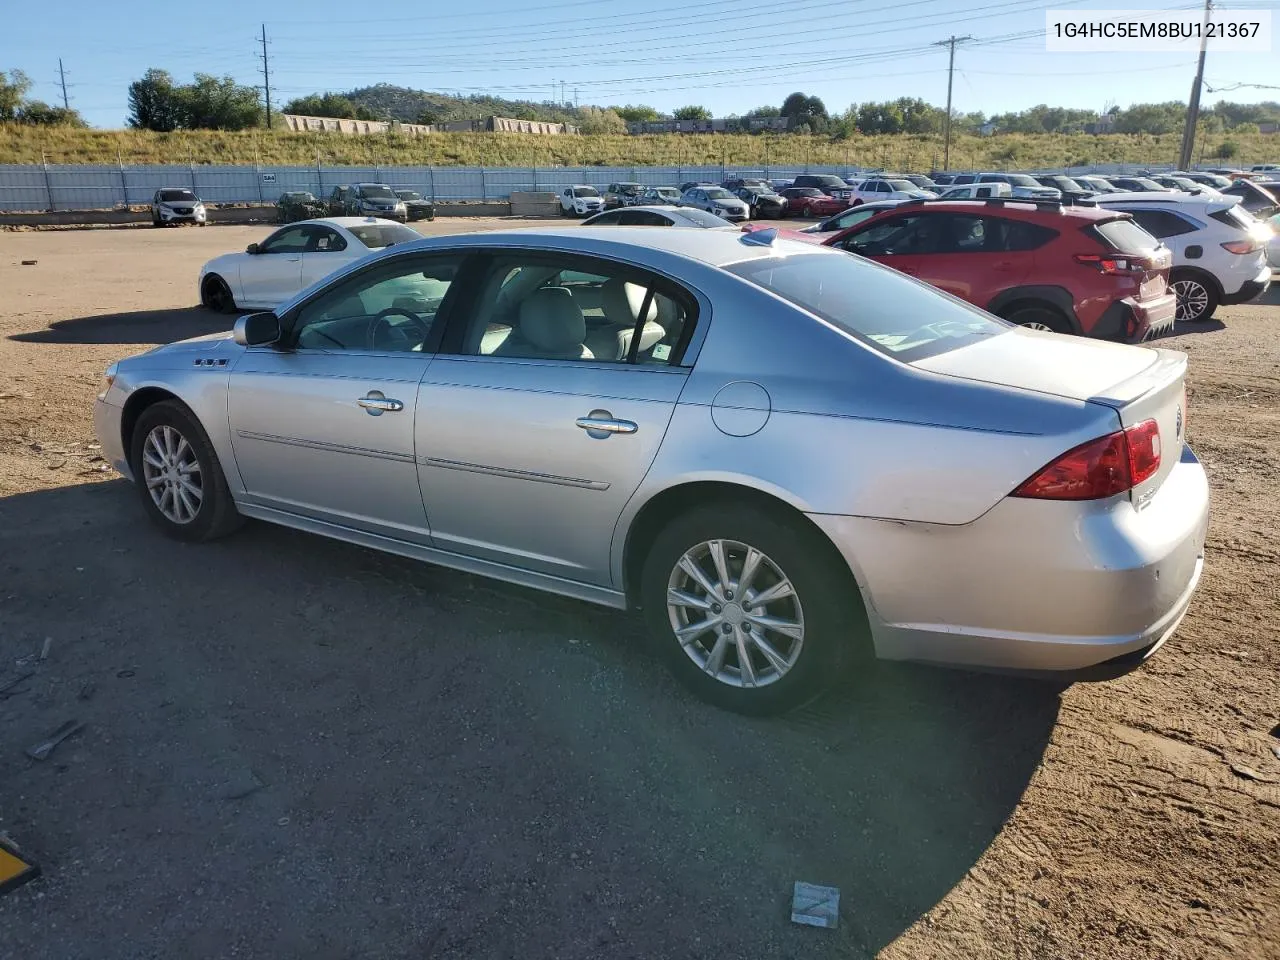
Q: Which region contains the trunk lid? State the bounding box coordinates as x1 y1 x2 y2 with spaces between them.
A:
916 333 1187 506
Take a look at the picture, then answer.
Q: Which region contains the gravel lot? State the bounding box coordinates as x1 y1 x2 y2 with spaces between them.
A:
1 221 1278 960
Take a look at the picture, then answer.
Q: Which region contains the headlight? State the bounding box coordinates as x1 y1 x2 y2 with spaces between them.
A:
99 362 119 401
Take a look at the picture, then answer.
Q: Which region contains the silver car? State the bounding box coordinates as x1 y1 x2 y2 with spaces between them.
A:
94 227 1209 715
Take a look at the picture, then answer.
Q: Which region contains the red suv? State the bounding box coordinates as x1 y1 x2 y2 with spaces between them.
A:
823 199 1177 341
779 187 845 218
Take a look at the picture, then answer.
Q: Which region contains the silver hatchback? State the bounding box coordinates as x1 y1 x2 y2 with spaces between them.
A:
95 227 1209 714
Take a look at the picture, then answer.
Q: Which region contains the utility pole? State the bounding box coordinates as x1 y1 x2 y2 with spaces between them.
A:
933 35 971 171
57 58 69 109
259 24 272 128
1178 0 1212 169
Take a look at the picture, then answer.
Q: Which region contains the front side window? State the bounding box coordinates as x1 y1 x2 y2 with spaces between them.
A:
292 255 461 352
452 254 695 365
726 253 1006 361
260 225 312 254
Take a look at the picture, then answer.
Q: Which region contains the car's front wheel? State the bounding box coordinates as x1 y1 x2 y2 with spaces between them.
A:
640 504 861 715
200 274 236 314
130 400 243 542
1171 271 1219 322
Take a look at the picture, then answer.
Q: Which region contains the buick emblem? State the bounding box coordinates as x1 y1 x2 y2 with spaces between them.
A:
1175 405 1183 439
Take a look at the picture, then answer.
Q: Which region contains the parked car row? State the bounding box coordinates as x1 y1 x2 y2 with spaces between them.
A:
321 183 436 223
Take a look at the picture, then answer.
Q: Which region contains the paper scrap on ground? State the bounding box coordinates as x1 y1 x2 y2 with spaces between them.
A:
791 881 839 929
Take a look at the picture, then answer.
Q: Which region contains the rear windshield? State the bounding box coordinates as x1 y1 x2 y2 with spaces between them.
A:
886 180 916 191
1094 217 1162 254
348 223 421 249
159 189 197 202
726 253 1007 361
1209 205 1254 230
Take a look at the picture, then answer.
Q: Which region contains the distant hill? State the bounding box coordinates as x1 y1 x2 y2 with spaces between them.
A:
344 84 581 126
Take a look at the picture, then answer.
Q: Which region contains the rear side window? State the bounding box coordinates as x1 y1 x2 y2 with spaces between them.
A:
347 223 421 249
996 219 1059 251
1121 209 1199 238
1209 206 1255 230
1093 217 1162 254
727 253 1007 361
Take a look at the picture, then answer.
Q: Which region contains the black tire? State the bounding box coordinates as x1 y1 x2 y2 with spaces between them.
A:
129 400 243 543
1170 271 1219 322
640 503 865 715
1004 304 1072 334
200 274 236 314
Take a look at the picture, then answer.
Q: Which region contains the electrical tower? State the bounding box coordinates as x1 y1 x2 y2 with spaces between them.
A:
259 24 273 127
933 35 971 171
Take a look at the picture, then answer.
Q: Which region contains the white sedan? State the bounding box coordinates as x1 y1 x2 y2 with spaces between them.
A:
198 217 421 312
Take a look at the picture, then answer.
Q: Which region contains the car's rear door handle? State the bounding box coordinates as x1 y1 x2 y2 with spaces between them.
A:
357 391 404 415
576 412 638 436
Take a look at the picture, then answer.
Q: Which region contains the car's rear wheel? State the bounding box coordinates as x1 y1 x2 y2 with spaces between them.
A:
1004 304 1072 334
130 400 243 543
640 503 862 715
1171 272 1219 322
200 274 236 314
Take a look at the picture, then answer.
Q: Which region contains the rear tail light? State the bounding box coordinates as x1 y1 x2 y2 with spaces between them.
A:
1074 253 1150 275
1013 419 1161 500
1220 238 1260 254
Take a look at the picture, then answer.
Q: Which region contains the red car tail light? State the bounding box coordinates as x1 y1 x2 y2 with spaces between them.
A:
1073 253 1148 275
1220 238 1260 255
1013 419 1161 500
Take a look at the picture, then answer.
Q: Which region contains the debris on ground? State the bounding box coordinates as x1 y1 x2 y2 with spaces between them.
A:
0 672 34 697
19 259 36 265
791 881 840 929
24 720 85 761
0 836 41 896
1229 763 1274 784
38 637 52 662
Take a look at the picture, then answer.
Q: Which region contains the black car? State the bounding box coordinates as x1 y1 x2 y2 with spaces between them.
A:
733 185 787 219
276 191 327 223
722 178 769 192
395 190 436 222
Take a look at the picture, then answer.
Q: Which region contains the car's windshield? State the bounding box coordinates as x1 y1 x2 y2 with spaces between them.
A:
359 185 397 199
791 188 822 197
284 192 317 201
396 191 422 201
679 208 734 227
348 223 421 249
618 183 641 193
573 187 599 197
1005 174 1041 188
159 189 197 202
1051 177 1083 190
727 253 1006 361
1131 178 1166 191
656 188 679 197
704 188 733 199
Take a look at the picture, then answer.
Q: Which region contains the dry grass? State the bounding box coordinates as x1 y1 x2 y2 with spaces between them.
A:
0 124 1273 170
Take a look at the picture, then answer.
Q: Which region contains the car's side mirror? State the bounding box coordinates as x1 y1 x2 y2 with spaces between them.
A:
233 311 281 347
246 242 260 255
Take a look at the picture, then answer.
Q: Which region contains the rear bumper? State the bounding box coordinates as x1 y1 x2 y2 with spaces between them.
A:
1221 265 1272 305
1094 290 1177 342
808 445 1209 676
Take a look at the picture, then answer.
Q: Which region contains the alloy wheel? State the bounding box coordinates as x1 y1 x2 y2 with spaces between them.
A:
141 424 203 524
1020 320 1055 331
666 539 804 688
1172 279 1209 321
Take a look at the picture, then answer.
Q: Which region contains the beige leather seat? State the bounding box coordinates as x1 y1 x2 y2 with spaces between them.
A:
585 279 666 361
495 287 594 360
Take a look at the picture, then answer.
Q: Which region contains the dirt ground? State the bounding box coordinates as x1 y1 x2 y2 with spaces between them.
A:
0 221 1277 960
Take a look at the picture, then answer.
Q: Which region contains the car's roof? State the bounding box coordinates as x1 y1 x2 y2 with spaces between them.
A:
1096 190 1238 208
877 199 1121 221
399 225 842 268
297 216 408 228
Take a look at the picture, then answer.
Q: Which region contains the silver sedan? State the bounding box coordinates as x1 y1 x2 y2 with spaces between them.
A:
94 227 1209 714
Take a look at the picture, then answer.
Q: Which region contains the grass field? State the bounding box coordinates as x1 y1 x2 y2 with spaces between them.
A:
1 124 1274 170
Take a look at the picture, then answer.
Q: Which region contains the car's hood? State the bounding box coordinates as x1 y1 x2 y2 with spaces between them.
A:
575 196 602 204
913 327 1162 403
708 197 748 207
129 330 239 365
904 190 936 199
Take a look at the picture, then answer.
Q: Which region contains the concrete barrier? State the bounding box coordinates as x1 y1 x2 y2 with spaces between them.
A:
0 201 514 229
509 192 560 218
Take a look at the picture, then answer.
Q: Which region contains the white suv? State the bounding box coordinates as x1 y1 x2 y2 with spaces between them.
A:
560 186 604 217
1095 191 1272 322
848 177 936 204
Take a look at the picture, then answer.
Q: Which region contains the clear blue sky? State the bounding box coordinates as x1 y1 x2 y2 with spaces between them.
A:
5 0 1276 128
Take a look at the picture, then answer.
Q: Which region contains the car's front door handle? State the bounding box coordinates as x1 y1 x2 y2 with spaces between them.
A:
357 391 404 416
576 412 638 436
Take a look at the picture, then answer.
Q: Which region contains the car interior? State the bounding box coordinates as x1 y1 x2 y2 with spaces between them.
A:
291 257 690 362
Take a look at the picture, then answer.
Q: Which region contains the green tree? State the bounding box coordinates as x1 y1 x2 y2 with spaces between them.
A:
176 74 262 130
127 69 182 131
672 104 711 121
781 92 828 133
1112 102 1184 135
1217 140 1240 159
0 68 32 121
577 106 627 134
16 100 87 126
282 92 363 119
745 105 781 118
612 104 662 122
